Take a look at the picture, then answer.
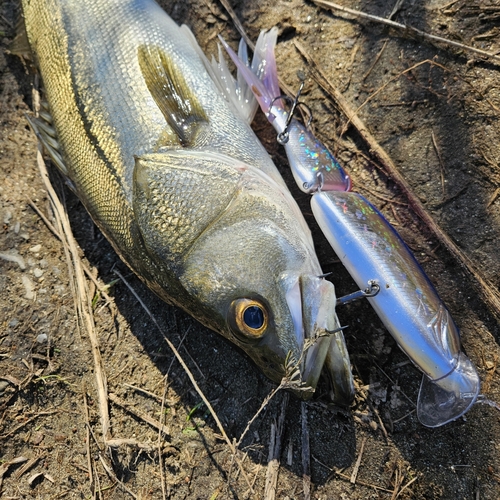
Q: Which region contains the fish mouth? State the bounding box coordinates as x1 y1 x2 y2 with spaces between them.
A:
285 275 354 404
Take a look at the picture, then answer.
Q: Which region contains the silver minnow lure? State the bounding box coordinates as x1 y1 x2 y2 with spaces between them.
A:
221 28 480 427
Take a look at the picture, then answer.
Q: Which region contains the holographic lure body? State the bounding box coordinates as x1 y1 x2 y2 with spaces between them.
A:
220 28 480 427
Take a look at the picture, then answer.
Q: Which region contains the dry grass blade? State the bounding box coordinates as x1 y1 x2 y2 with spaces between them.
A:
312 455 394 493
35 148 111 441
218 0 253 49
217 0 299 103
26 196 61 241
98 454 138 499
13 455 44 480
82 387 94 488
431 130 446 197
236 384 283 448
311 0 500 65
294 41 500 321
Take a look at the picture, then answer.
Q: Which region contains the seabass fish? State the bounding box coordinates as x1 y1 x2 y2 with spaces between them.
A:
19 0 353 402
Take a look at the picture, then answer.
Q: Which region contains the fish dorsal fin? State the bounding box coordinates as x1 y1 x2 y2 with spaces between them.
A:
137 45 208 147
179 24 258 124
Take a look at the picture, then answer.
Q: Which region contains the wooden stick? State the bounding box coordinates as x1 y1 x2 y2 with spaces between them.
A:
350 436 367 484
294 41 500 321
263 393 288 500
311 0 500 65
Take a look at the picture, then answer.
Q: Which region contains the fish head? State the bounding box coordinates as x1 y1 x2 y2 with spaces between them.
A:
133 150 353 401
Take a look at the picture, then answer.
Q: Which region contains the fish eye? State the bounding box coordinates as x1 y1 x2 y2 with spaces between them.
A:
229 298 268 339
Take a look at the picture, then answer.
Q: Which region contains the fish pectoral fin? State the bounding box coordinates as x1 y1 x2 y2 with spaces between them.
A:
133 150 244 267
137 44 208 147
26 114 68 175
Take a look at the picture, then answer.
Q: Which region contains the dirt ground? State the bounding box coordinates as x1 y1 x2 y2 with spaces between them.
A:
1 0 500 498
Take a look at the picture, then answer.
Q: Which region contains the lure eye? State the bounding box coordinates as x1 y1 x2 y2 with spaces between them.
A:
229 298 268 339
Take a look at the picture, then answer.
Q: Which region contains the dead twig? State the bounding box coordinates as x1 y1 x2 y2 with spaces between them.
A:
431 130 446 197
0 457 28 492
264 393 289 500
294 41 500 320
312 0 500 65
350 436 367 484
0 411 58 440
396 474 420 499
487 187 500 208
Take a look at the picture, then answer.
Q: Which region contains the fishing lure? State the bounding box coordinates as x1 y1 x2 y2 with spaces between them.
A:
219 29 480 427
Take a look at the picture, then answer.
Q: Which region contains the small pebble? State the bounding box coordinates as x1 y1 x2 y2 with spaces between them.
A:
37 333 48 344
29 244 42 253
9 318 19 328
3 210 12 224
22 275 35 300
33 268 44 278
32 432 45 445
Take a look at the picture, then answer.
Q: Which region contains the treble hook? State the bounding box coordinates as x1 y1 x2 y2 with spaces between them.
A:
269 79 313 145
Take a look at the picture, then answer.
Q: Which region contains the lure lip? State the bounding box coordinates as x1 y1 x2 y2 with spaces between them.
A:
417 352 480 427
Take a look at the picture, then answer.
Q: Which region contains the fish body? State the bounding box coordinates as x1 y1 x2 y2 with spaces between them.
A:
21 0 353 399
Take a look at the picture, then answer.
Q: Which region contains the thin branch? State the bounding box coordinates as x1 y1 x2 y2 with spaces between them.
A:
350 436 367 484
